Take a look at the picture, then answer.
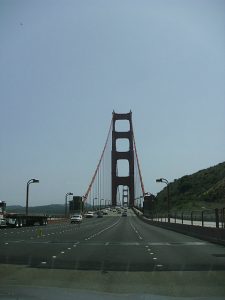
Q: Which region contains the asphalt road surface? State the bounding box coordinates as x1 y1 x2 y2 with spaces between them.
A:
1 209 225 298
1 209 225 271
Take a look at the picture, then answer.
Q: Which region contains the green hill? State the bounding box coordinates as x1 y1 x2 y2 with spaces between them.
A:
6 203 93 215
6 204 65 215
155 161 225 211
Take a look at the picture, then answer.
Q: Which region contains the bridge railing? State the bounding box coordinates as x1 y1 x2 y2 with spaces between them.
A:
143 207 225 229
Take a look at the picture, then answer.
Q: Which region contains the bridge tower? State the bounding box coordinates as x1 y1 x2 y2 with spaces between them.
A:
122 186 129 207
111 111 134 207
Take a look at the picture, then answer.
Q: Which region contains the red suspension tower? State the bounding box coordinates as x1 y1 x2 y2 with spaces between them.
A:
111 111 134 207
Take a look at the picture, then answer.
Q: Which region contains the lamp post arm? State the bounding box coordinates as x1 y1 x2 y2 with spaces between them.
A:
156 177 170 222
161 178 169 185
26 179 39 217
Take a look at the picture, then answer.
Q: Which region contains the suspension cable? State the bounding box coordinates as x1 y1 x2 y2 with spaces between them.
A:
83 118 113 201
133 133 145 195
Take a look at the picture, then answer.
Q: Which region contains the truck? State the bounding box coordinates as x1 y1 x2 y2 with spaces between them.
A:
0 200 48 228
0 201 7 227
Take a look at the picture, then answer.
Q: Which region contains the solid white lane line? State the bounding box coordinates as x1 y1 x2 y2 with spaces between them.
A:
147 242 208 246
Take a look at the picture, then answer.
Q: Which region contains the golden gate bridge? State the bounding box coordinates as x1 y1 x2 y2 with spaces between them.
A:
83 111 148 209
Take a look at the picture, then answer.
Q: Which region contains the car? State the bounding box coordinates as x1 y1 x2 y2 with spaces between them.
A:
70 214 83 223
85 211 94 218
122 212 127 217
97 211 103 218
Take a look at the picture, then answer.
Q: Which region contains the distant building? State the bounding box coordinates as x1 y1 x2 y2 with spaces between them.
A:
69 196 83 215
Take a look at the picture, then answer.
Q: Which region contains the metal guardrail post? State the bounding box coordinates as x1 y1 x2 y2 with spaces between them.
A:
201 211 204 227
174 212 177 223
181 212 183 224
215 208 219 228
191 211 193 225
222 208 225 229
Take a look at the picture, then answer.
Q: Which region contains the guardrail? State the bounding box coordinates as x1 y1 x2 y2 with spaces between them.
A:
146 208 225 229
133 207 225 246
134 207 225 229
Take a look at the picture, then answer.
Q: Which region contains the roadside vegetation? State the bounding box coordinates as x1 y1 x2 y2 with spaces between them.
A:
155 162 225 211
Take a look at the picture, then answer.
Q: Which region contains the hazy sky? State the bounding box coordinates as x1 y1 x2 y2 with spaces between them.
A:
1 0 224 206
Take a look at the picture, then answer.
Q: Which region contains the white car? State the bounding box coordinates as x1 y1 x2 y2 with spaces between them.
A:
85 211 94 218
70 214 83 224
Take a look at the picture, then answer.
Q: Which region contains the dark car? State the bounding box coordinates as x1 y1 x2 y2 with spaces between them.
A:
97 211 103 218
122 212 127 217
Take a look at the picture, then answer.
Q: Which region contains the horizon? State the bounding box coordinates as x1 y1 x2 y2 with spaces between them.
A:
6 160 225 207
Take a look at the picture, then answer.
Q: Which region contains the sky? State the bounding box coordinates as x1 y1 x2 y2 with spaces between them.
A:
0 0 225 207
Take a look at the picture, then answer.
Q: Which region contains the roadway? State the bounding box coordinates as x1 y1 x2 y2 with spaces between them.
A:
0 209 225 297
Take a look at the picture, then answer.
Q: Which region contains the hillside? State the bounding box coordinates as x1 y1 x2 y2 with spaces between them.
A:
6 204 65 215
155 161 225 211
6 203 93 215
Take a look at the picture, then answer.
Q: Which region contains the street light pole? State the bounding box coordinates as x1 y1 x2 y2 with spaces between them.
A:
93 197 97 211
100 199 104 210
140 196 144 210
65 192 73 218
156 178 170 223
26 179 39 217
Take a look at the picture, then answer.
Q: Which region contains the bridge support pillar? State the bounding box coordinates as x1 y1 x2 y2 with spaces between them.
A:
111 111 134 207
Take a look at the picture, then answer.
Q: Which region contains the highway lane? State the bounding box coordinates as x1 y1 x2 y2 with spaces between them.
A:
48 212 153 271
130 212 225 271
49 209 225 271
0 216 119 243
0 214 121 266
1 209 225 298
1 209 225 272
